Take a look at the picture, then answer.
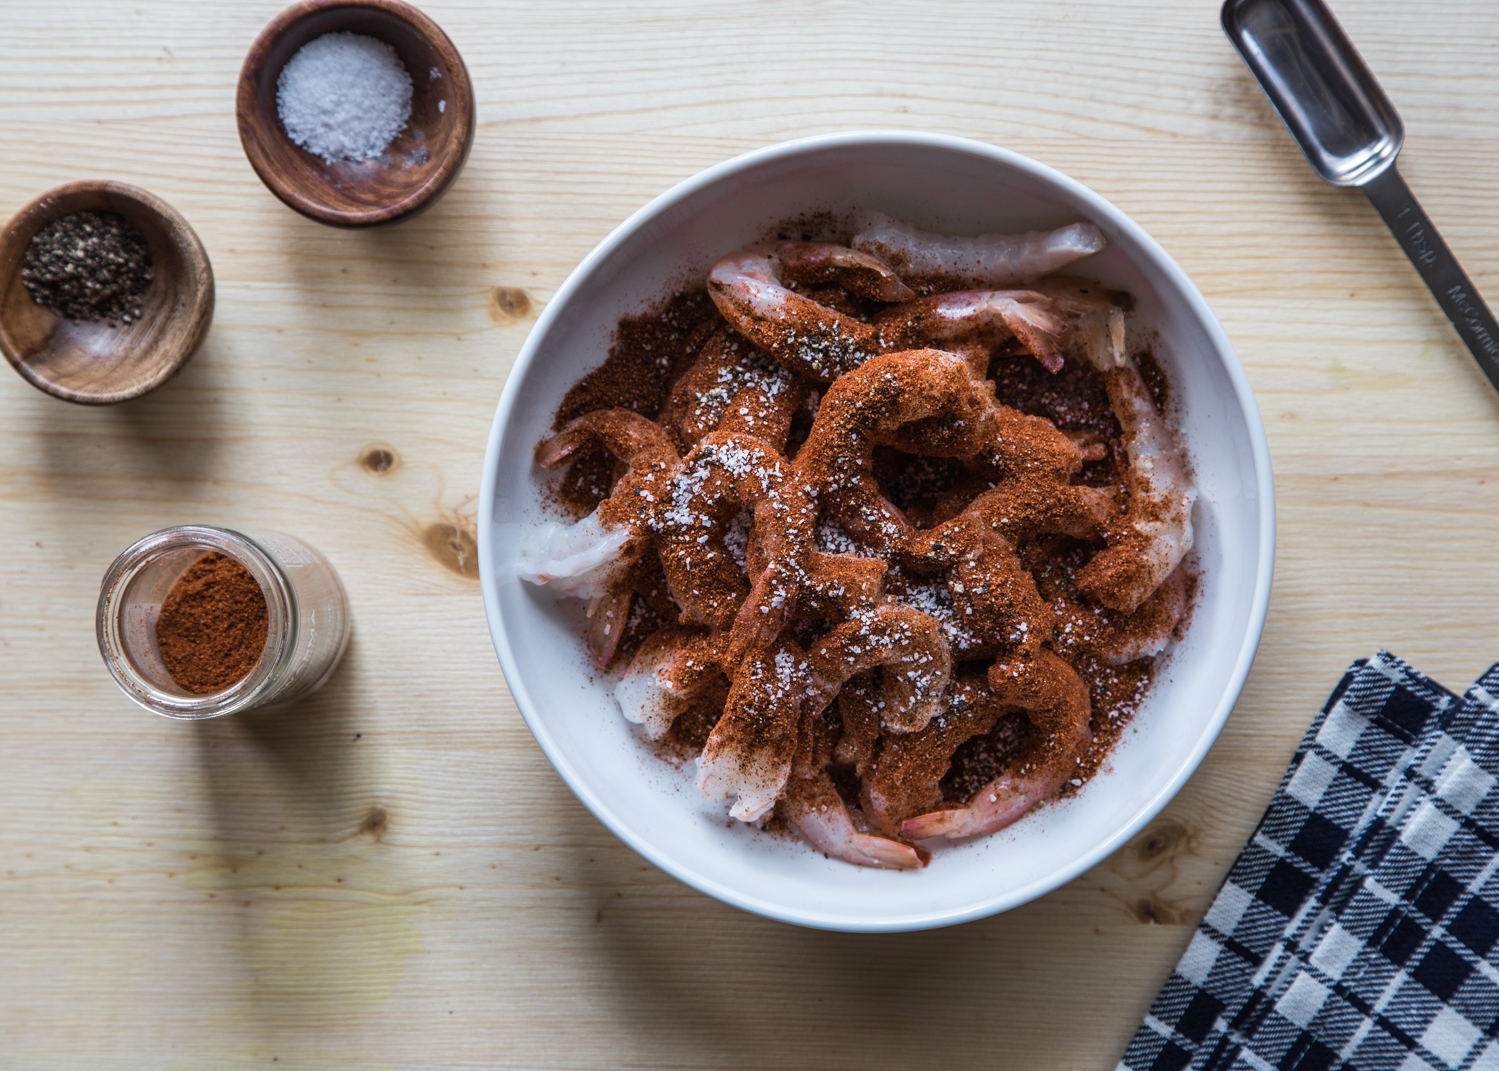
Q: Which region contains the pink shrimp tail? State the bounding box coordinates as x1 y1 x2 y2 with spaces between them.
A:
901 726 1093 841
798 811 927 869
900 792 1035 840
585 588 632 668
1003 299 1067 373
535 430 583 468
788 776 929 869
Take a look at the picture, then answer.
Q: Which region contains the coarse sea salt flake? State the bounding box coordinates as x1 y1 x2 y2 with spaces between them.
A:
277 32 414 164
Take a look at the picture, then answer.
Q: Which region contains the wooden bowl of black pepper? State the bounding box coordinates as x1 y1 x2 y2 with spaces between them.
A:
237 0 475 228
0 181 215 405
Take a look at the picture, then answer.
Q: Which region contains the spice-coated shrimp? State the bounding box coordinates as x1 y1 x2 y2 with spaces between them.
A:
795 349 1084 557
803 603 953 734
695 637 808 822
518 409 681 664
862 674 1011 836
707 241 914 382
615 627 726 740
901 651 1093 840
520 412 674 665
906 512 1056 659
663 328 808 452
645 432 798 630
710 239 1080 382
1053 563 1188 666
724 347 1090 666
1068 302 1196 613
697 601 953 823
534 407 679 478
784 671 929 867
872 289 1071 374
519 408 679 601
522 210 1201 869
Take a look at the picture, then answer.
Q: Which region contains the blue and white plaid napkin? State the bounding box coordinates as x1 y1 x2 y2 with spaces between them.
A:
1120 651 1499 1071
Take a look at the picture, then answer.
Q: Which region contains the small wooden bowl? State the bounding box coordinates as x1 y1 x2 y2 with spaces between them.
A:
237 0 475 228
0 181 215 405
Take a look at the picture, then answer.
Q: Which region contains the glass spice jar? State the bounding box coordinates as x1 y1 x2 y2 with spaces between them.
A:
96 525 350 720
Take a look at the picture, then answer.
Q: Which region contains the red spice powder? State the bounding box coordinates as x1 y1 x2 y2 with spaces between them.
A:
551 289 722 517
155 552 268 695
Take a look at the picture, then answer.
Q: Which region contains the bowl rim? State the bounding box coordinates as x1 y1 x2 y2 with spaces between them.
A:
235 0 476 229
478 130 1277 932
0 179 215 405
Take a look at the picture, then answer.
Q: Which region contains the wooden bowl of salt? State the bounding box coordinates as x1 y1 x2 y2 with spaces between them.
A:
237 0 475 228
0 181 215 405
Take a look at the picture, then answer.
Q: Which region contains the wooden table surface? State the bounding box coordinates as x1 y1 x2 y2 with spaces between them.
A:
5 1 1499 1067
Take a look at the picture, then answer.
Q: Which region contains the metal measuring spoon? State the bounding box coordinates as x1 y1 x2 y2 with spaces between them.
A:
1222 0 1499 393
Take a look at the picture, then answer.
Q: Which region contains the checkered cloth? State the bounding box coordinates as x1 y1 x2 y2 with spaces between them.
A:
1120 651 1499 1071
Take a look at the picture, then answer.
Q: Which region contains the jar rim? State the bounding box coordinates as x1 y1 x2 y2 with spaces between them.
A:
96 525 299 720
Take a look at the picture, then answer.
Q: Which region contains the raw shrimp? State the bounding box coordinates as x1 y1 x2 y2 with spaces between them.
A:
960 479 1116 544
645 432 798 629
796 349 1083 557
804 603 953 733
615 627 727 740
787 551 889 622
696 638 807 822
907 512 1055 657
520 409 679 596
710 231 1095 383
707 241 913 382
783 772 926 870
732 348 1084 665
516 510 635 603
872 290 1071 373
1053 564 1188 666
850 209 1106 292
888 577 987 658
901 651 1092 840
1071 306 1197 613
770 240 919 300
524 212 1198 869
863 674 1012 836
534 407 679 477
831 672 884 777
663 328 808 452
720 474 899 668
583 587 635 669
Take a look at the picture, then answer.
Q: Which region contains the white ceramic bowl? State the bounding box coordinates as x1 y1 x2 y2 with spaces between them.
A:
479 131 1275 933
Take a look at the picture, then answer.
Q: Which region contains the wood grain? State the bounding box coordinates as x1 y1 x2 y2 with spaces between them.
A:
3 1 1499 1068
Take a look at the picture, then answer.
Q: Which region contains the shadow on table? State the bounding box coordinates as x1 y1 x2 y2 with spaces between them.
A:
28 333 230 500
189 632 422 1038
562 812 1131 1071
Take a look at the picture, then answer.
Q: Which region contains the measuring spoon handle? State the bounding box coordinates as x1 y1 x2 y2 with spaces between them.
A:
1364 165 1499 394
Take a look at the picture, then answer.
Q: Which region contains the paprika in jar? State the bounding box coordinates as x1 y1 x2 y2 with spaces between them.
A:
96 525 350 719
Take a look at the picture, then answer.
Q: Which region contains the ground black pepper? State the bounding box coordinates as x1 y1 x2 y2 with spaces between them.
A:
21 210 154 326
